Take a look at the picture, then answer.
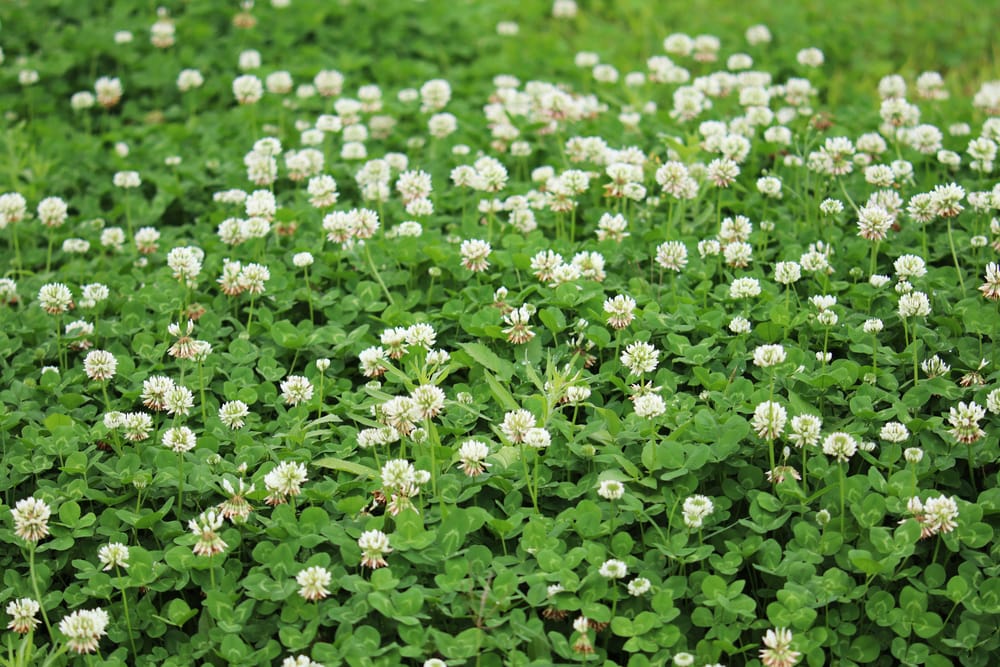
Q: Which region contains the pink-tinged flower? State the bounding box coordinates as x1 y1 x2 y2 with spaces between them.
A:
358 529 392 569
11 497 51 543
979 262 1000 300
603 294 636 330
759 627 801 667
947 401 985 444
460 239 491 272
263 461 307 505
6 598 40 634
219 478 254 523
188 510 227 557
296 565 332 600
58 608 109 654
502 305 535 344
457 439 491 477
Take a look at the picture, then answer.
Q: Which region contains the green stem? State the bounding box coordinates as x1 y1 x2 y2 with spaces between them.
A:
45 230 54 274
124 194 133 241
177 450 184 520
872 333 878 374
245 296 256 336
55 315 64 369
11 223 22 275
101 382 112 414
116 567 138 657
199 361 207 426
316 373 325 422
801 444 809 494
40 643 69 667
902 317 917 385
520 444 538 512
946 219 966 293
768 437 776 485
427 420 439 502
533 448 541 512
839 462 847 535
837 177 859 214
363 243 395 305
29 545 54 639
966 442 977 493
304 268 315 323
784 286 791 339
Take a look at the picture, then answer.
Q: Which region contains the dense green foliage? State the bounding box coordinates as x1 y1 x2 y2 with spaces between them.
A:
1 2 999 666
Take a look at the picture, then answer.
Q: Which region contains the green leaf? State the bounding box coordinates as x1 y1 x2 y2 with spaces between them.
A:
483 371 519 412
58 500 81 525
313 457 377 478
459 342 514 377
163 598 198 627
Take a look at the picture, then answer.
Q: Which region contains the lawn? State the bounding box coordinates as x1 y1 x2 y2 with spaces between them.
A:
1 1 999 666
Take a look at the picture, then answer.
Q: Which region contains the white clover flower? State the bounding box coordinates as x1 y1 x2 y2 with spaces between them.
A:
83 350 117 381
729 277 761 299
457 440 490 477
633 394 666 419
604 294 637 329
753 344 786 368
162 426 196 453
598 559 628 579
597 479 625 500
947 401 986 444
822 432 858 462
59 608 109 654
411 384 446 420
296 566 332 601
898 291 931 318
358 530 393 569
38 282 73 314
880 422 909 443
923 495 959 535
164 385 194 417
5 598 40 634
789 414 822 448
97 542 130 571
95 76 122 108
773 259 804 286
682 495 714 529
218 400 249 429
759 627 800 667
280 375 314 406
406 323 436 348
233 74 264 104
655 241 688 271
283 657 323 667
621 341 659 375
264 461 308 501
524 427 551 449
627 577 651 596
177 68 204 92
11 497 51 543
753 401 786 441
460 239 491 272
